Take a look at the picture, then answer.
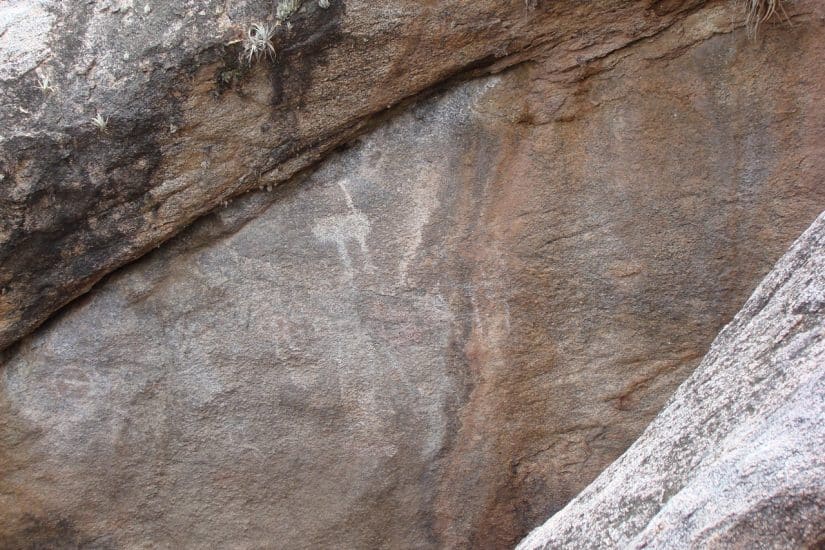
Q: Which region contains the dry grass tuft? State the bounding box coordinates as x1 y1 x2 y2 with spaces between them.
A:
746 0 790 36
35 74 57 95
91 112 109 133
242 23 277 64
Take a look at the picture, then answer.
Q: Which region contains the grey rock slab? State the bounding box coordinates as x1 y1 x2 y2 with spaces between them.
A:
518 210 825 549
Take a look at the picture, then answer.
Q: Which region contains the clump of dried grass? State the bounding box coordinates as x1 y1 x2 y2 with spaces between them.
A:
746 0 789 36
242 23 276 64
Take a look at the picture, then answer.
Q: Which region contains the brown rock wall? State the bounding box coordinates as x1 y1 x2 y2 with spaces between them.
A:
1 1 824 548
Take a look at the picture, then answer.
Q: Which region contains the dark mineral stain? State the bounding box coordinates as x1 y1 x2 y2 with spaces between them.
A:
0 515 114 550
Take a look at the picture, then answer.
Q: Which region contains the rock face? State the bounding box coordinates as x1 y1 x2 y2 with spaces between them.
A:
1 0 824 548
0 0 707 351
518 210 825 550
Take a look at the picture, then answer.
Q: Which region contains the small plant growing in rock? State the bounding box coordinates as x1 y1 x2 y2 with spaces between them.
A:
35 74 57 95
91 112 109 133
242 23 276 64
276 0 302 21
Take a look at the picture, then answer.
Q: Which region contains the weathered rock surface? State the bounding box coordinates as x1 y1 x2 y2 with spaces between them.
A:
1 0 825 548
0 0 709 351
518 210 825 550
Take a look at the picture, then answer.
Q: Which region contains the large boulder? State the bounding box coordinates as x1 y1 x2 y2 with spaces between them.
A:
518 210 825 549
0 0 705 351
1 0 824 547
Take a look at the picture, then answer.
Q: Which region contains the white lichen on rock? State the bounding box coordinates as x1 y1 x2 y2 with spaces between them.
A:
0 1 55 79
276 0 302 21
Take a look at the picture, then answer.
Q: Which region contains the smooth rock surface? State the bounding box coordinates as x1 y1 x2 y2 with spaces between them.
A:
1 1 825 548
518 210 825 550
